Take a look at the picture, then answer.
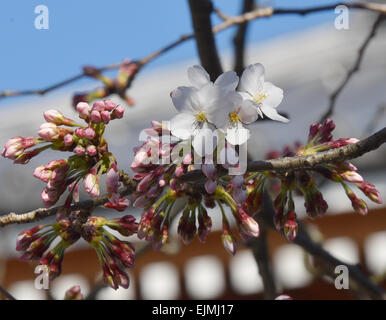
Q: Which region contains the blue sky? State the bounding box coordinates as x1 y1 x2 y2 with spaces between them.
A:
0 0 341 99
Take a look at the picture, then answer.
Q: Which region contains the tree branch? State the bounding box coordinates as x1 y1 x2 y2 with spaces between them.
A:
2 2 385 101
258 190 385 300
233 0 255 76
182 126 386 182
188 0 223 79
0 179 137 227
320 14 385 122
245 215 277 299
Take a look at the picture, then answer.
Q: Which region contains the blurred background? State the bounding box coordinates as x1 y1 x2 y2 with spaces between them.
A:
0 0 385 299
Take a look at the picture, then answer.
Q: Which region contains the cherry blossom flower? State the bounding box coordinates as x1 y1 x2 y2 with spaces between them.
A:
169 65 241 156
238 63 289 123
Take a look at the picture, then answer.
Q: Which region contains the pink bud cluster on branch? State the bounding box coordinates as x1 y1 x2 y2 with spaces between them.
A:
2 100 129 213
16 213 138 289
267 119 382 241
130 118 264 255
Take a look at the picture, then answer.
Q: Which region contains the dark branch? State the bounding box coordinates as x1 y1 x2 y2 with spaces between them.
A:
246 212 278 299
188 0 223 79
258 191 385 300
233 0 255 76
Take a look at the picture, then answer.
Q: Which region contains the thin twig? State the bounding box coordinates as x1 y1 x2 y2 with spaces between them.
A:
1 2 385 101
320 14 385 121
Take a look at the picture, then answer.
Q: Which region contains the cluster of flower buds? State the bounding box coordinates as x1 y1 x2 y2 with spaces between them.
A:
2 100 129 213
80 215 138 290
267 119 382 241
16 220 80 281
73 59 136 107
131 122 261 255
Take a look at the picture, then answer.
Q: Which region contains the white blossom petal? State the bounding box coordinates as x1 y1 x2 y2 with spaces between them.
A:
226 122 250 145
187 65 211 89
192 125 218 157
239 100 259 124
207 91 242 128
262 82 284 109
196 83 223 108
260 105 289 123
214 71 239 91
170 113 196 139
171 86 199 113
239 63 265 95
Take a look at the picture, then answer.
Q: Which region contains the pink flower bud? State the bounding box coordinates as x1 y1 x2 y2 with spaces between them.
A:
76 102 90 119
43 109 64 125
74 145 86 155
38 123 60 141
197 207 212 243
101 110 110 124
104 198 131 212
340 171 364 183
106 165 120 195
357 182 382 204
221 225 237 256
64 286 83 300
90 110 102 123
83 173 100 197
308 123 322 141
92 101 106 112
83 127 96 139
111 106 124 119
33 166 52 182
104 100 117 111
86 145 97 156
236 208 260 238
75 128 84 138
64 134 74 146
284 212 298 241
327 138 360 148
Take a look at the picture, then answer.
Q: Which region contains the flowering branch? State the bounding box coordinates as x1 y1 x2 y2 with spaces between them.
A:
182 126 386 182
320 14 385 121
0 176 136 228
1 126 384 228
1 2 385 102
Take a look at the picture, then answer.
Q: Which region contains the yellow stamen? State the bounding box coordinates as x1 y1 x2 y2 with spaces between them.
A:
194 111 207 123
253 91 268 104
229 112 240 123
